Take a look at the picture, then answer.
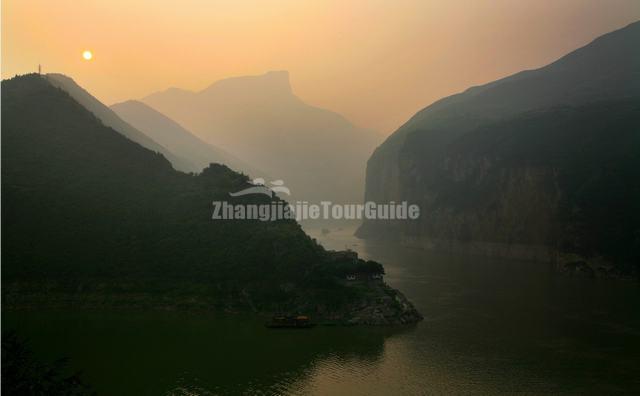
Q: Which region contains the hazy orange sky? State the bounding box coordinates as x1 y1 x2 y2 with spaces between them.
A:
3 0 639 134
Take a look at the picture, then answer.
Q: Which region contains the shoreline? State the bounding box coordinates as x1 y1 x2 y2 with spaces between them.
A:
1 281 423 326
351 230 639 281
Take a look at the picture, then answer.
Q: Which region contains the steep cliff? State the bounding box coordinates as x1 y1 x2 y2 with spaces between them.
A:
358 22 640 273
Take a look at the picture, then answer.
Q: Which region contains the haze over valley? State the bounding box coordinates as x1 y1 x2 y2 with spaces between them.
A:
141 70 381 203
2 2 640 395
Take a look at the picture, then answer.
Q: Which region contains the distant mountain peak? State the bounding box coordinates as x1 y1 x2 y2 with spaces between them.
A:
201 70 293 97
142 86 194 103
110 99 260 176
263 70 290 83
140 69 378 203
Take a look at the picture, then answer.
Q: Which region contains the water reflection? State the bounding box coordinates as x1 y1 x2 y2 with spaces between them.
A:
2 310 411 395
307 227 640 394
3 227 640 394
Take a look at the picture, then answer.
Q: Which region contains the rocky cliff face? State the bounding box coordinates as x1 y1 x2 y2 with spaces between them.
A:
358 22 640 273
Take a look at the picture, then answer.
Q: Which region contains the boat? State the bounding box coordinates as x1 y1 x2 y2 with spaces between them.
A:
265 314 316 328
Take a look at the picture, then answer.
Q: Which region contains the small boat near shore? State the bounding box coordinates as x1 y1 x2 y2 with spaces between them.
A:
265 314 316 329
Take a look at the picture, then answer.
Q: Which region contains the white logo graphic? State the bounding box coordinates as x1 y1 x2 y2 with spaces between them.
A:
229 178 291 197
218 177 420 221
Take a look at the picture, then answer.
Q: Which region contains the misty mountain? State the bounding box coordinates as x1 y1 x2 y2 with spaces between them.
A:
111 100 258 176
1 74 420 323
358 21 640 273
142 71 381 203
45 73 196 173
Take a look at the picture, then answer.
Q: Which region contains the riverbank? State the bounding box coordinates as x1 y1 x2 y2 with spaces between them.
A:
348 231 639 281
2 279 422 326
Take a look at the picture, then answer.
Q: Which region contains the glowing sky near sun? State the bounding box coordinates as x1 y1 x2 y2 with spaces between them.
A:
2 0 639 133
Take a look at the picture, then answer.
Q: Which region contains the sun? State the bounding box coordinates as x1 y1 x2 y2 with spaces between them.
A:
82 50 93 61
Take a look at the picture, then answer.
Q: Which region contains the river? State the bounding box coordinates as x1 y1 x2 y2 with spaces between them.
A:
3 227 640 394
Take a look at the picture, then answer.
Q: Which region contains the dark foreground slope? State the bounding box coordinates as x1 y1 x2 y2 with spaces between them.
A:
1 74 420 325
45 73 196 173
359 22 640 275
